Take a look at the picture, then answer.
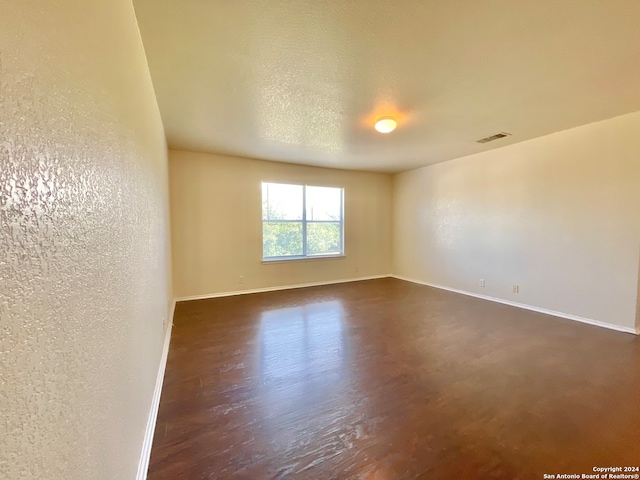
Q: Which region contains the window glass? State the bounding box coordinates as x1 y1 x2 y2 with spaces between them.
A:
306 186 341 221
262 182 344 260
262 183 303 220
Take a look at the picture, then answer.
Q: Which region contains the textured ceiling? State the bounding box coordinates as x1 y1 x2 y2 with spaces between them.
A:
133 0 640 173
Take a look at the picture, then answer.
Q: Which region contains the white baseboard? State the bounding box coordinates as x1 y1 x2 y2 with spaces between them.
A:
391 275 637 335
136 301 175 480
175 275 392 302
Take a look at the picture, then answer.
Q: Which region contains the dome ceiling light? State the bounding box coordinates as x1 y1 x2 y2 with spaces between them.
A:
374 117 397 134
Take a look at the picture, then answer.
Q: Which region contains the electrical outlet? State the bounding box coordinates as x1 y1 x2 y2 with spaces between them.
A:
512 285 519 294
238 275 244 284
355 266 359 274
479 279 485 287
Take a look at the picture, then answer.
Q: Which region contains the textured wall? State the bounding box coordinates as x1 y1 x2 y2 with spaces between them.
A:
169 150 392 299
393 111 640 332
0 1 172 479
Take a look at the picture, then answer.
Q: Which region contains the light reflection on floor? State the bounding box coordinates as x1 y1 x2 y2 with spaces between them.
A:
256 300 348 423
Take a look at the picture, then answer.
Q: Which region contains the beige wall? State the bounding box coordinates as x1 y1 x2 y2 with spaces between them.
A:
169 150 392 298
0 1 171 479
393 111 640 332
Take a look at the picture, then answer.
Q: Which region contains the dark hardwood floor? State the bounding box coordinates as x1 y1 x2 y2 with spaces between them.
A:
148 278 640 479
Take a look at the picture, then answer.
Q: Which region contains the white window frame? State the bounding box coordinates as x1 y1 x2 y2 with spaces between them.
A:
262 182 345 262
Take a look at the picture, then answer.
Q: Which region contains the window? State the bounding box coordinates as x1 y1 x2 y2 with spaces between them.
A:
262 182 344 260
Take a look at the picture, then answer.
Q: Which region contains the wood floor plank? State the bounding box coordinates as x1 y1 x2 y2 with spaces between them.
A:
148 278 640 479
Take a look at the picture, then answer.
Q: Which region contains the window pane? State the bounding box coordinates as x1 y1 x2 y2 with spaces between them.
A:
262 183 303 220
263 222 303 257
307 222 342 256
306 186 342 221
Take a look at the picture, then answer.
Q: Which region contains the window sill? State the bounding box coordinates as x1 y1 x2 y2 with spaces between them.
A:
262 254 346 264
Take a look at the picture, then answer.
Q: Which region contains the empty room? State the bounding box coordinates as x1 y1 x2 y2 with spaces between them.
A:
2 1 640 479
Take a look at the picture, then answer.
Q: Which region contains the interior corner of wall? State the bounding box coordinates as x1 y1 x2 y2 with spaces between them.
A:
635 245 640 334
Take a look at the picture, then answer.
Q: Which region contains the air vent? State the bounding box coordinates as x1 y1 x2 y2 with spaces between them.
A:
476 132 511 144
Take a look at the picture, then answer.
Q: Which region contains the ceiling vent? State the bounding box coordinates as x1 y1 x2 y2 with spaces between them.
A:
476 132 511 144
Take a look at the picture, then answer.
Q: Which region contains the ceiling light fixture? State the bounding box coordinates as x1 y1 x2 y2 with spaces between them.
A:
374 117 397 133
